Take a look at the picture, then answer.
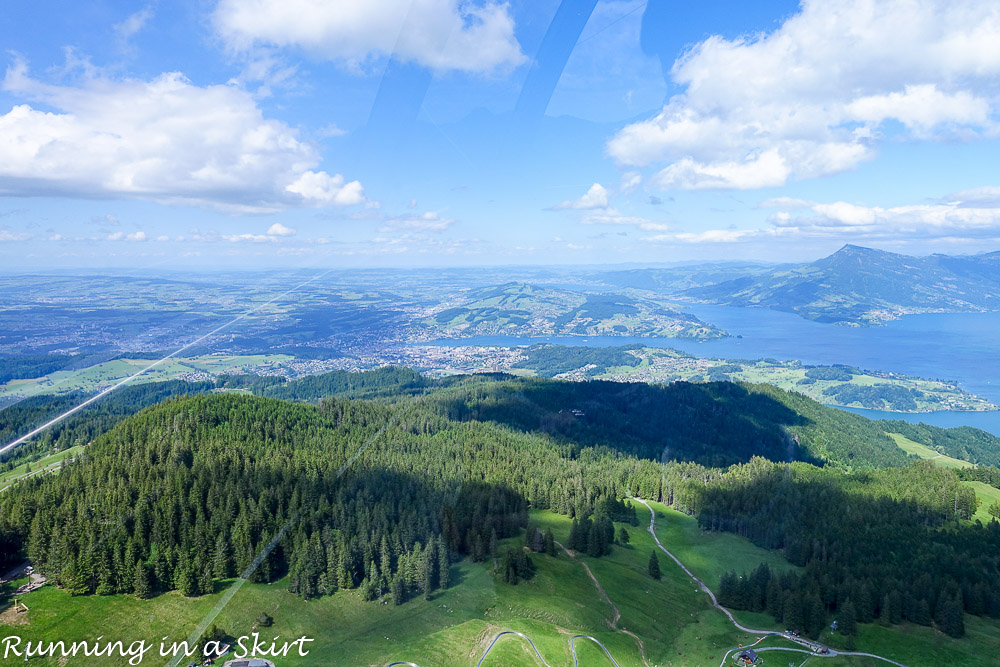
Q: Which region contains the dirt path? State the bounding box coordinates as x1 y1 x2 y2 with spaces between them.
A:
555 541 649 666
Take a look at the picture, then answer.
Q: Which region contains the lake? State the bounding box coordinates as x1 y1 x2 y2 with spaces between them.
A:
424 304 1000 435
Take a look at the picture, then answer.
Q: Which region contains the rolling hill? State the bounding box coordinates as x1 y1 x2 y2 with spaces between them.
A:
682 244 1000 325
420 281 725 338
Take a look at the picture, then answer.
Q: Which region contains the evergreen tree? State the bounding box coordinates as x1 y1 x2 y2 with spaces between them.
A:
648 551 661 580
212 534 233 579
617 526 630 546
940 594 965 638
784 591 804 632
765 576 783 620
132 561 151 600
839 599 857 636
391 575 405 605
568 519 581 551
175 556 198 597
806 593 826 638
543 529 556 556
915 599 932 626
437 540 450 590
422 554 435 600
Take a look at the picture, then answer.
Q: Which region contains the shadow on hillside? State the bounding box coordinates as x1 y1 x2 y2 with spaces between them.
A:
434 377 820 468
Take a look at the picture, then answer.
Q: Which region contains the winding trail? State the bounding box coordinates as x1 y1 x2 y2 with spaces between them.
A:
555 541 649 666
393 500 912 667
636 499 910 667
635 499 774 635
469 630 621 667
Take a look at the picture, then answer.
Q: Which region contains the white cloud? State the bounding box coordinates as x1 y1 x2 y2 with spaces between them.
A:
266 222 296 236
0 60 364 212
106 231 146 241
657 188 1000 246
553 183 610 210
317 123 347 138
946 186 1000 207
213 0 525 73
114 6 154 46
379 211 454 233
222 233 277 243
620 171 641 194
581 208 668 232
285 171 364 206
650 229 770 244
0 229 30 241
608 0 1000 189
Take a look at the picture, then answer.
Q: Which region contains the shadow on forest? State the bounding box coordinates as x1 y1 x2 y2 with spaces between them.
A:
434 377 819 468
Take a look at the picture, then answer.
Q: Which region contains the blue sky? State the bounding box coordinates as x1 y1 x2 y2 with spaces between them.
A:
2 0 1000 269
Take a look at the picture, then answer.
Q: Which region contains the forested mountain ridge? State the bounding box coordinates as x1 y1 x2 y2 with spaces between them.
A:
0 384 997 643
683 244 1000 324
425 374 911 468
7 366 999 477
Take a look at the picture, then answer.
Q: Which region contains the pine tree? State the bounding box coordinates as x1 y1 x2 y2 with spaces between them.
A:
488 528 498 557
543 529 556 556
133 561 151 600
422 552 435 600
915 599 932 626
839 599 857 636
175 556 198 597
856 583 874 623
648 551 661 580
765 576 783 620
62 556 90 596
212 534 233 579
784 591 805 632
879 593 892 626
940 594 965 638
437 540 450 590
617 526 630 546
391 575 405 605
806 593 826 639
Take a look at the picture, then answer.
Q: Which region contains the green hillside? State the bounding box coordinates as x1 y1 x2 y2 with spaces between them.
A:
421 282 725 339
684 244 1000 325
2 372 999 666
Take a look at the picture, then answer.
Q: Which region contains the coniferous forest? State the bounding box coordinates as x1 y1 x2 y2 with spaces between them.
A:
1 370 999 640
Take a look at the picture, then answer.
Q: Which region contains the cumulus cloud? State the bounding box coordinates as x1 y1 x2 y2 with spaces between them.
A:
552 183 610 210
266 222 296 236
213 0 525 73
285 171 364 206
654 188 1000 246
0 60 364 212
608 0 1000 190
106 231 147 241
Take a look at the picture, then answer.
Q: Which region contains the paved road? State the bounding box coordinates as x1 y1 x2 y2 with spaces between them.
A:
636 499 910 667
391 500 913 667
